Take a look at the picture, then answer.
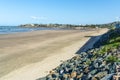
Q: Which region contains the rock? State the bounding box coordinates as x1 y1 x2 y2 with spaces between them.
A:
81 52 87 57
103 52 108 57
81 74 88 80
68 68 73 73
82 57 87 62
46 74 52 80
94 63 99 68
51 73 58 78
92 77 98 80
84 67 89 73
83 64 88 69
117 62 120 65
88 53 93 58
87 73 92 79
89 65 95 71
90 69 97 75
69 78 74 80
73 56 80 60
98 58 103 62
63 74 68 79
70 71 77 78
101 74 114 80
64 67 69 73
99 64 105 68
76 73 83 79
85 59 91 65
74 60 79 65
49 70 55 74
90 49 94 53
94 71 107 79
59 69 64 74
105 64 109 70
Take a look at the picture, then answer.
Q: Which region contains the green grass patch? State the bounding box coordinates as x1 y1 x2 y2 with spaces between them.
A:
96 29 120 62
105 55 118 63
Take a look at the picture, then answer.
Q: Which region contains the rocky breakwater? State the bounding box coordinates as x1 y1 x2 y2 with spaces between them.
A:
38 28 120 80
39 48 120 80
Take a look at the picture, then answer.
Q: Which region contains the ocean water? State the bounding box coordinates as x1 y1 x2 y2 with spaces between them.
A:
0 26 60 34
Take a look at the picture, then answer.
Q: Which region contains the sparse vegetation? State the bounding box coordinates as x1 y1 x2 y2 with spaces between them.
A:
106 55 118 63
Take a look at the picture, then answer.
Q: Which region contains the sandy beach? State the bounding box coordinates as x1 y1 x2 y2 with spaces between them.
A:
0 29 108 80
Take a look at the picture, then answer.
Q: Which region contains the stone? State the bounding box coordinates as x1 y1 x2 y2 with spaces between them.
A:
84 67 89 73
68 68 73 73
90 69 97 75
87 73 92 79
81 74 88 80
69 78 74 80
85 59 91 65
101 74 114 80
46 74 52 80
82 57 87 62
92 77 98 80
63 74 68 79
64 67 69 73
51 73 58 78
73 56 80 60
76 73 83 79
94 63 99 68
59 69 64 74
70 71 77 78
49 70 55 74
94 71 107 79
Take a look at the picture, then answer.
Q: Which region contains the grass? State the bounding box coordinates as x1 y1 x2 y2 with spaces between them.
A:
94 29 120 62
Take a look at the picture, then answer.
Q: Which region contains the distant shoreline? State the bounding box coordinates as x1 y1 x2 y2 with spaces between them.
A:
0 26 98 35
0 26 64 34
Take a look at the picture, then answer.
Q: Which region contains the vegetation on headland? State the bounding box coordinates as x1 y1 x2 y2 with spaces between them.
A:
39 28 120 80
19 21 120 29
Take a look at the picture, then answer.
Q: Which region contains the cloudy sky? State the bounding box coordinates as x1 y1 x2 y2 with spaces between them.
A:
0 0 120 25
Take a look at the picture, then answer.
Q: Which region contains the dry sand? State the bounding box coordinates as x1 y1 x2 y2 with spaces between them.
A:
0 29 108 80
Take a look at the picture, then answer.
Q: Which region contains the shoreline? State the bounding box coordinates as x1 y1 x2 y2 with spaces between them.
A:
0 27 64 35
0 29 108 80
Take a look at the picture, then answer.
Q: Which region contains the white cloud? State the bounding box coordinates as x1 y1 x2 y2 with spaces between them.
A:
31 16 38 19
30 16 47 20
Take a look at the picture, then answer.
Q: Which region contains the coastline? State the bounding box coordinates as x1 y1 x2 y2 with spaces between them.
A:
0 29 108 80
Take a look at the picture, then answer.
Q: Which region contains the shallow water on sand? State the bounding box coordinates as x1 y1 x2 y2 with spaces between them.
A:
0 26 61 34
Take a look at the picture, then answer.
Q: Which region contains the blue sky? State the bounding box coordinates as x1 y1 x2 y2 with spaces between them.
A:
0 0 120 25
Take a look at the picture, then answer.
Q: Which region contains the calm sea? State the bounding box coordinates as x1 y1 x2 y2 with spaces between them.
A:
0 26 60 34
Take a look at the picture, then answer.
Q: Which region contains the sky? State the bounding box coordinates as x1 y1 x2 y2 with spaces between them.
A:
0 0 120 25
